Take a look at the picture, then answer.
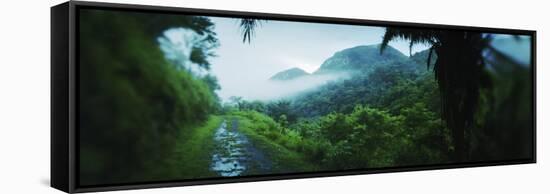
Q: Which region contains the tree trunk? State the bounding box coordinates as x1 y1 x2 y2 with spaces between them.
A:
435 31 484 162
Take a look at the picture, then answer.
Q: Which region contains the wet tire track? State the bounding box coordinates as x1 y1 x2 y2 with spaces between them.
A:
210 118 272 176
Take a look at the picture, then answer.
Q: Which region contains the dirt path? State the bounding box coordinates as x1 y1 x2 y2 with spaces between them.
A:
210 118 272 176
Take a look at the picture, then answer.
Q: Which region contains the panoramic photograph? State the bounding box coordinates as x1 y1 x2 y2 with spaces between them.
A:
78 9 533 186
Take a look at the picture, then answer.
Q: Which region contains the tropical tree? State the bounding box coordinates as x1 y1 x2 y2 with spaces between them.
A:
379 27 530 162
229 96 244 110
379 28 492 162
267 100 296 123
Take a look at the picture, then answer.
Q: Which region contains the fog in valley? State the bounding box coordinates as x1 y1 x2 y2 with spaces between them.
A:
206 17 430 102
156 18 531 104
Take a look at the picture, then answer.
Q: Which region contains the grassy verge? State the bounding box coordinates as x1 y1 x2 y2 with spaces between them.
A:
159 115 223 180
227 112 318 174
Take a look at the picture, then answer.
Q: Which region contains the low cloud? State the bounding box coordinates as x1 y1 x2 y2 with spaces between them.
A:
218 72 350 102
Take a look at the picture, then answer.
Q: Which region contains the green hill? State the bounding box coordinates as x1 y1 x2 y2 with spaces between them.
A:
314 44 409 74
269 67 310 81
288 46 437 117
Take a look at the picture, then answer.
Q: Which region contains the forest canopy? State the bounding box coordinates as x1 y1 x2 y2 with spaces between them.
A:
78 8 534 186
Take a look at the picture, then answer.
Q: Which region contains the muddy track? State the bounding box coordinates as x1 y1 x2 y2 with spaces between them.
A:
210 118 272 176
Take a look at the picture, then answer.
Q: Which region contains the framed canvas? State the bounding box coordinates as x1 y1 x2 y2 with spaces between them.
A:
51 1 536 193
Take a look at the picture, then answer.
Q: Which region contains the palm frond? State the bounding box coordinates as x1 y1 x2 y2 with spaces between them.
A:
409 41 414 56
380 27 439 54
240 18 262 44
426 46 434 70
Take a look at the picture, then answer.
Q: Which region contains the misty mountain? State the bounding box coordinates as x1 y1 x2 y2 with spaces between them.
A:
264 44 434 109
285 46 437 117
269 44 411 82
313 44 409 74
270 67 310 81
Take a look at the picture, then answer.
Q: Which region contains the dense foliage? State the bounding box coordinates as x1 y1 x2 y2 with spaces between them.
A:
229 54 451 170
79 10 219 184
78 13 533 186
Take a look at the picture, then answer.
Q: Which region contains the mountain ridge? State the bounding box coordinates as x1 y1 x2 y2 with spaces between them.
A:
269 67 310 81
268 44 441 84
313 44 408 74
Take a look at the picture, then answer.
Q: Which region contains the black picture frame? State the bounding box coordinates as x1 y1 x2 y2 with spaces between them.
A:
51 1 537 193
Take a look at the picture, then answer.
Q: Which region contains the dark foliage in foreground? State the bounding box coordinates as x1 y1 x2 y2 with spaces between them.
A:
79 10 219 185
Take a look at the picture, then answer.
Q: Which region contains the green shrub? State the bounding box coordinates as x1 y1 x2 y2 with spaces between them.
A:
78 10 218 185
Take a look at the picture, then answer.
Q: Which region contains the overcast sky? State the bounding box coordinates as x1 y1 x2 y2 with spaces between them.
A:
207 16 430 101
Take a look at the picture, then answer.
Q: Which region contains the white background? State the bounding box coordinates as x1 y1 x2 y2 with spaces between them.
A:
0 0 547 193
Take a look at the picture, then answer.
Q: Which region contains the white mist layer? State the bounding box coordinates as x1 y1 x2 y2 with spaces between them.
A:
217 72 349 102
